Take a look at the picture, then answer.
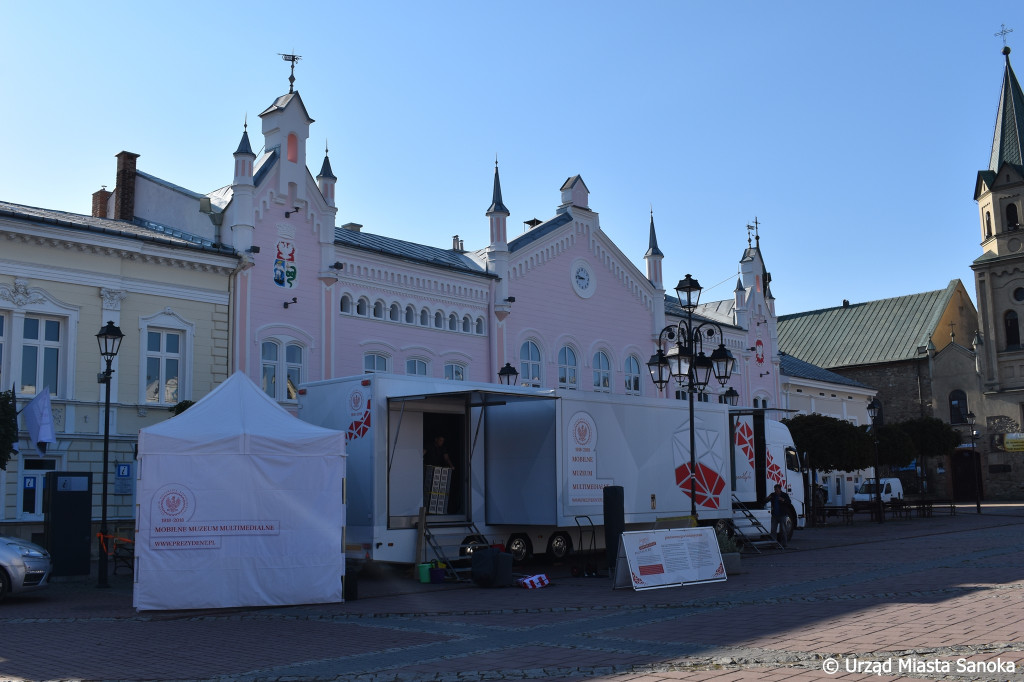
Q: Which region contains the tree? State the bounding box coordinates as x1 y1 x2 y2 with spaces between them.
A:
898 417 961 462
170 400 195 416
874 423 917 472
0 388 18 471
783 413 873 473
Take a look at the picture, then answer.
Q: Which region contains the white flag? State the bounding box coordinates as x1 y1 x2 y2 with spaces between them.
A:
23 387 56 455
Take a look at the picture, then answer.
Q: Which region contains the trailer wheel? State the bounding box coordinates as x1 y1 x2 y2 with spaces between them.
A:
505 534 533 563
459 535 488 558
546 532 572 562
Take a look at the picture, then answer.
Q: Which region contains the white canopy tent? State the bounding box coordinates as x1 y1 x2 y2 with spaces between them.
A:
134 372 346 611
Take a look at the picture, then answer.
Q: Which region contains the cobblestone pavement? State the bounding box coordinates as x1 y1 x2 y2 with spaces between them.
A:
2 505 1023 682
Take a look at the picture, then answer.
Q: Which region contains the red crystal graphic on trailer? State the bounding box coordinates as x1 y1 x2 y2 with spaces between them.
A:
734 419 784 485
346 399 371 441
675 461 726 508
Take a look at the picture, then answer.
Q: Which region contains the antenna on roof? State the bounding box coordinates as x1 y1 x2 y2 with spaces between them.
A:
279 53 302 93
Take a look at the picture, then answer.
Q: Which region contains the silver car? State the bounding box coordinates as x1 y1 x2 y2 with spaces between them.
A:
0 536 52 600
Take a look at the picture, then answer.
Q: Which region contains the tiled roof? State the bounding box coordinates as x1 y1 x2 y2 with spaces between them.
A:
333 227 493 277
0 201 236 255
508 213 573 252
779 353 870 388
664 296 741 330
989 49 1024 172
776 282 959 369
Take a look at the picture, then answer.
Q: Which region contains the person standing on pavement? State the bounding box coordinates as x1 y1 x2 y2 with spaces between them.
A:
767 483 791 548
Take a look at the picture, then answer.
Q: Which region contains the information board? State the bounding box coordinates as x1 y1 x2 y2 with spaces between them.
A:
612 527 726 590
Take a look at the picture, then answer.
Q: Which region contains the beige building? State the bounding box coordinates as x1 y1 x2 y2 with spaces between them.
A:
0 194 237 543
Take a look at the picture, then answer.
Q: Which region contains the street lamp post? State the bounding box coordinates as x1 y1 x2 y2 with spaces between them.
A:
966 411 981 514
867 398 883 524
646 275 736 520
95 321 124 588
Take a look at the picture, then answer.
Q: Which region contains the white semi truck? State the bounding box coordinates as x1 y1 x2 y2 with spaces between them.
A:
297 374 805 564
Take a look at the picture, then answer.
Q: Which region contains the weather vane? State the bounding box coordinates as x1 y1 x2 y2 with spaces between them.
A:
279 53 302 93
995 24 1013 47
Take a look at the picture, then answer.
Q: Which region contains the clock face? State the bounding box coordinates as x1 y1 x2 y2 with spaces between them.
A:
571 260 595 298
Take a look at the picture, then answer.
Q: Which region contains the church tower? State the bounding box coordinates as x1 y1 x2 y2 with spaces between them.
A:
972 45 1024 391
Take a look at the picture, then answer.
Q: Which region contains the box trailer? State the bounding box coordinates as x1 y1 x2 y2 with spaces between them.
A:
298 374 805 564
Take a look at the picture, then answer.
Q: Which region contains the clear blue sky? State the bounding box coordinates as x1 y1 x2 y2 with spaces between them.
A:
2 2 1021 316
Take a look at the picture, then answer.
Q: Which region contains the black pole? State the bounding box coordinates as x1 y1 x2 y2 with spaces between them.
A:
97 359 112 588
874 430 884 525
972 429 981 514
685 307 697 520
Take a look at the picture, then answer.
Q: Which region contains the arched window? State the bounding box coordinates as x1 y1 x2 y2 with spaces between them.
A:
520 341 542 387
287 133 298 163
262 340 303 401
624 355 641 396
405 305 415 324
340 294 353 314
420 309 429 326
448 313 458 331
986 211 993 237
406 359 427 376
1005 310 1021 348
593 351 611 392
475 318 485 335
389 303 400 321
373 301 384 319
444 363 465 381
356 298 368 316
434 312 443 329
364 353 388 374
462 315 471 333
558 346 578 390
949 390 968 424
1007 203 1020 230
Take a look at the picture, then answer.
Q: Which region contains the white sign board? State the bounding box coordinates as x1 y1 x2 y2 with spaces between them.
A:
612 527 726 590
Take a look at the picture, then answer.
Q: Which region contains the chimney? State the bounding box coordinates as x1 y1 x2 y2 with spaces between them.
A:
341 222 363 232
113 151 140 221
92 186 112 218
842 299 850 307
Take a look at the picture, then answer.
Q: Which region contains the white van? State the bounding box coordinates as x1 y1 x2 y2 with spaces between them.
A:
852 478 904 511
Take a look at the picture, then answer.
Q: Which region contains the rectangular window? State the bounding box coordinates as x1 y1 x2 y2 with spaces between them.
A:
20 459 56 519
262 342 279 397
20 316 61 395
444 363 465 381
145 330 182 403
406 359 427 376
285 344 302 400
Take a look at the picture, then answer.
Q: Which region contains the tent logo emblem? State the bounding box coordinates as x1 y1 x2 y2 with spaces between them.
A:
154 484 196 522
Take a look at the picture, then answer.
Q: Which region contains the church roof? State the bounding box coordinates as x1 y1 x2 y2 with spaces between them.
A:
645 211 663 258
318 153 336 180
333 227 494 278
486 164 509 215
259 91 315 124
777 281 961 369
508 213 573 252
988 47 1024 173
779 353 870 388
0 200 235 255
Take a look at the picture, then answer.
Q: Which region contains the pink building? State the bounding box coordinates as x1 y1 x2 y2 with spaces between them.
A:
116 75 840 413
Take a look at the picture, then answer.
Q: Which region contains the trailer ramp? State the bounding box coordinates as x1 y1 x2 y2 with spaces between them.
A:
730 495 784 553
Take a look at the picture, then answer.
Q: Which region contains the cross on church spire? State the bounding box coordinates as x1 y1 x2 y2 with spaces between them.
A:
995 24 1014 47
279 53 302 93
